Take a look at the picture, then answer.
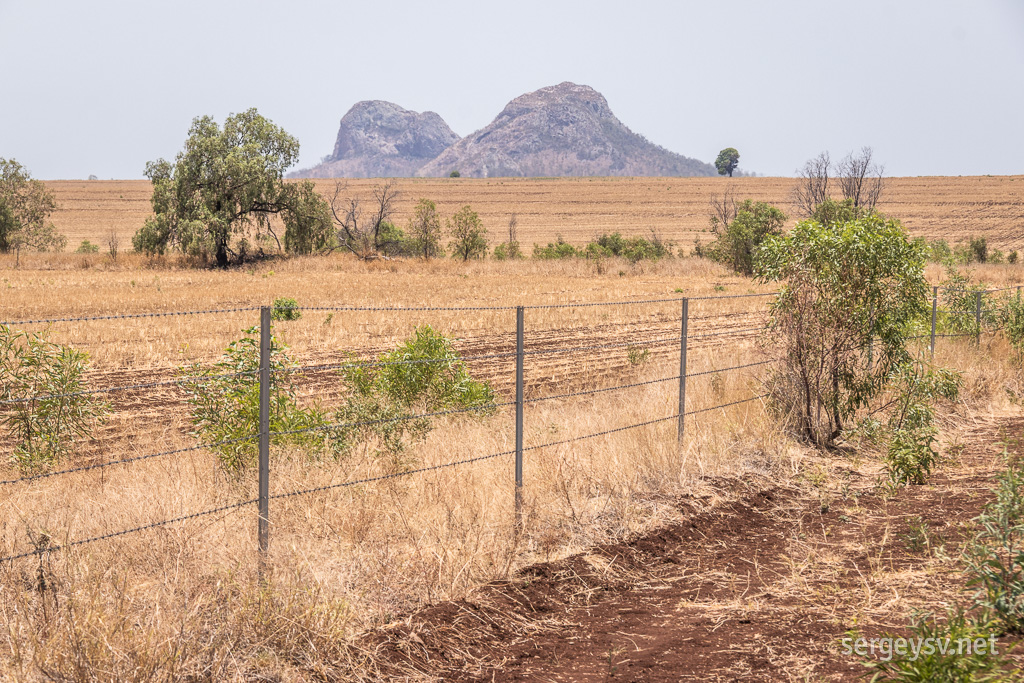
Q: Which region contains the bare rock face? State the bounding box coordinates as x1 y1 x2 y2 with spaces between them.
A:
290 101 460 178
416 82 716 178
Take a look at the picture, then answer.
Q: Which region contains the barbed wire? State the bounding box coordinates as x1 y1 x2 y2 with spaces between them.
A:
523 336 679 356
269 450 516 501
684 393 769 416
685 359 776 378
0 436 259 486
690 292 779 301
524 375 680 404
273 351 518 375
268 400 516 439
0 497 256 563
285 304 514 313
0 307 260 327
524 296 683 309
0 369 259 405
689 326 766 340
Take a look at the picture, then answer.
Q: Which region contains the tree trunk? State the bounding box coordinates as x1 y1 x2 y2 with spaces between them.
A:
216 239 229 267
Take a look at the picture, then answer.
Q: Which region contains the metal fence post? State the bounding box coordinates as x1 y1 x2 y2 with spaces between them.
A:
930 286 938 362
677 298 689 444
258 306 271 577
976 291 982 345
514 306 524 530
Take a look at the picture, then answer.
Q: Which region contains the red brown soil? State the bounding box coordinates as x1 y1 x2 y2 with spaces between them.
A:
352 416 1024 681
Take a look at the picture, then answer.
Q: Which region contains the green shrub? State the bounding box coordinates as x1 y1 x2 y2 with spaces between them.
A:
1004 293 1024 359
859 607 1011 681
964 451 1024 634
0 327 107 471
377 220 415 257
533 236 580 260
335 326 496 461
938 265 992 335
75 240 99 254
881 365 960 488
492 241 523 260
704 201 786 275
449 170 460 178
757 214 929 447
271 297 301 321
970 236 989 263
1009 251 1019 265
593 232 672 263
447 205 488 261
179 327 333 471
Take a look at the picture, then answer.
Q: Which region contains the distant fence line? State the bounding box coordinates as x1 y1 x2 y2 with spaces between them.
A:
0 284 1019 568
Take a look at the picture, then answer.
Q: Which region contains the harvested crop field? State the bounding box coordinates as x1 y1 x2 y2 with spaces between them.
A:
45 175 1024 251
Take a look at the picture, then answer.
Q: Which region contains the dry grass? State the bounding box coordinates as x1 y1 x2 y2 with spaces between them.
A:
1 248 1023 679
45 175 1024 253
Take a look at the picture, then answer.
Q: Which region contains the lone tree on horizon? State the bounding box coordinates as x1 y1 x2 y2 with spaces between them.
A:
715 148 740 177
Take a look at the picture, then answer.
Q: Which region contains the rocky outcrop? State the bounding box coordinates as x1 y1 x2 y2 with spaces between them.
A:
415 82 716 178
290 101 460 178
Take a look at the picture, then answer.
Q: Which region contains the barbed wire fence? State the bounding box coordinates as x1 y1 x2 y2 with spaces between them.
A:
0 284 1019 573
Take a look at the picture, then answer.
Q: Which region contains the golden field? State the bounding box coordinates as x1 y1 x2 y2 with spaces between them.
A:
44 175 1024 253
1 177 1024 679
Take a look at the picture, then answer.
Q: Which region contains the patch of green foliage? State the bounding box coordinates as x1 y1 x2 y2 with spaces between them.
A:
859 607 1012 681
492 240 524 260
75 240 99 254
179 327 334 472
533 236 580 260
271 297 301 321
704 200 786 275
0 326 107 472
964 449 1024 634
880 365 961 488
335 326 496 463
757 214 929 447
532 233 670 263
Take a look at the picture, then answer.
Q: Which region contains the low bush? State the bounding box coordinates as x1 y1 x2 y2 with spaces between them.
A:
703 200 786 275
179 327 334 472
964 449 1024 634
492 240 523 260
75 240 99 254
859 607 1011 681
335 326 496 462
879 365 960 488
533 236 580 260
271 297 301 321
0 326 107 471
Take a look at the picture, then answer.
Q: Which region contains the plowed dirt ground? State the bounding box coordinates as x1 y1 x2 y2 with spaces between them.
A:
352 415 1024 681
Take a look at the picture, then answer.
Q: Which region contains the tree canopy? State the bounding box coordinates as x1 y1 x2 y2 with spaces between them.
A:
715 148 740 177
0 158 66 261
133 109 332 266
756 214 929 446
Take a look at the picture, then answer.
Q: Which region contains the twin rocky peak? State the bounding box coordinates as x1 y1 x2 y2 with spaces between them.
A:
290 82 716 179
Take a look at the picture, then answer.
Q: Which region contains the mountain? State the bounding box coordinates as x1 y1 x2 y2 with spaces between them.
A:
415 82 716 178
290 101 460 178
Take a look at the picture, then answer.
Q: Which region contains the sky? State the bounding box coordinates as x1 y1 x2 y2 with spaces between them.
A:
1 0 1022 179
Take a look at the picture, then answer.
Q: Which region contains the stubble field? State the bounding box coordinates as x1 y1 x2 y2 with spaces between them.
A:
43 175 1024 253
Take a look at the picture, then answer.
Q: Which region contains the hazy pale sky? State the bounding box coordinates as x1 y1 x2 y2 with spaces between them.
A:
1 0 1022 179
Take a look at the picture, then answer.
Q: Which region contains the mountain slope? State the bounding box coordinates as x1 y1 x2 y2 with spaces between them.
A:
290 101 460 178
416 82 716 178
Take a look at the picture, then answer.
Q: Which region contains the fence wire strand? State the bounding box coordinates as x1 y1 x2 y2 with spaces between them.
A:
0 307 260 327
0 436 260 486
0 497 257 563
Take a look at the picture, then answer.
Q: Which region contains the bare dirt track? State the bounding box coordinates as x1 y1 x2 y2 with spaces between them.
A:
46 175 1024 251
352 415 1024 681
